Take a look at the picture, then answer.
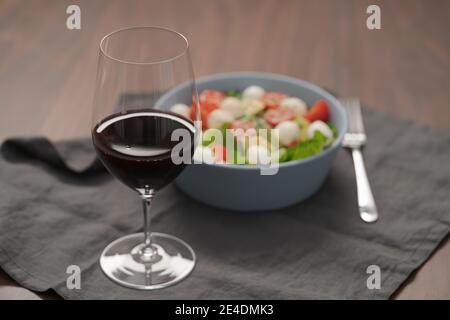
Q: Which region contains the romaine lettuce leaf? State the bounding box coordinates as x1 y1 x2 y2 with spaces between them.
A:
279 131 328 162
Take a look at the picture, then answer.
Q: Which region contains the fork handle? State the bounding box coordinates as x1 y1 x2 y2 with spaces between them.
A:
351 148 378 223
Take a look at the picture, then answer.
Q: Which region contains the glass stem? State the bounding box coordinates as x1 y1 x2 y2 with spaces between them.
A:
141 187 155 260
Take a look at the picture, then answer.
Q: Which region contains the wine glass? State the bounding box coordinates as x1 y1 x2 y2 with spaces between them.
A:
91 26 199 290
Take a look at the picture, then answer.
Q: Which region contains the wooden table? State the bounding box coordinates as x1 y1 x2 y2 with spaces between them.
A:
0 0 449 299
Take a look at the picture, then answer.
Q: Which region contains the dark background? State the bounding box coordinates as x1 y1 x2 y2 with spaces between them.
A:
0 0 449 299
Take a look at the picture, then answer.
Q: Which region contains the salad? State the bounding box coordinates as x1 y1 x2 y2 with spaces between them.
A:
170 85 337 165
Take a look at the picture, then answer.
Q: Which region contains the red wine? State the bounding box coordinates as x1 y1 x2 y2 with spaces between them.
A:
92 109 195 193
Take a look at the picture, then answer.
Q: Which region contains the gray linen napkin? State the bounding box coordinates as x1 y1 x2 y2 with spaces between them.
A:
0 108 449 299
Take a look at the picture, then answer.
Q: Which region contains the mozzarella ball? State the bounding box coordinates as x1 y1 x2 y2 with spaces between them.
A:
207 109 233 129
307 120 333 140
220 97 246 118
247 145 271 165
275 121 300 147
170 103 190 118
242 98 265 116
280 97 307 116
193 146 214 164
242 85 266 100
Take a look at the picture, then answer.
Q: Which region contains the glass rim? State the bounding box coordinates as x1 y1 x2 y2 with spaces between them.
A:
99 26 190 65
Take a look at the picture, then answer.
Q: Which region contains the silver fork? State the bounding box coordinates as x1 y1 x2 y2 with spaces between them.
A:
340 98 378 223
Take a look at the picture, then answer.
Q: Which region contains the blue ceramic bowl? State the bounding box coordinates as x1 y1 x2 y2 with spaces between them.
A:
157 72 347 211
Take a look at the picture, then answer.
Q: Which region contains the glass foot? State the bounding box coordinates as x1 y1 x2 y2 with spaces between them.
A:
100 232 195 290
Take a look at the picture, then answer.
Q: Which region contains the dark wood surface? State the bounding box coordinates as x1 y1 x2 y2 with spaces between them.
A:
0 0 449 299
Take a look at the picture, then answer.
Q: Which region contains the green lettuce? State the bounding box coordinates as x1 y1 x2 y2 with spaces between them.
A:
226 90 241 98
280 131 328 162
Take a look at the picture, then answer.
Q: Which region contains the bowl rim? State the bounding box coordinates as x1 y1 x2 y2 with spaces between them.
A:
173 71 347 170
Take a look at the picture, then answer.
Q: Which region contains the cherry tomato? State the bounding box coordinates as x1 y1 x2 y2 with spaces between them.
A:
263 108 295 127
286 140 298 148
304 99 329 122
191 90 226 128
190 99 219 129
200 90 225 109
261 92 287 109
212 144 227 162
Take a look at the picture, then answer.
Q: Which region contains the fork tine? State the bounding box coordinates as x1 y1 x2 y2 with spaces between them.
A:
340 98 354 132
340 97 365 134
344 98 355 133
352 98 364 133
